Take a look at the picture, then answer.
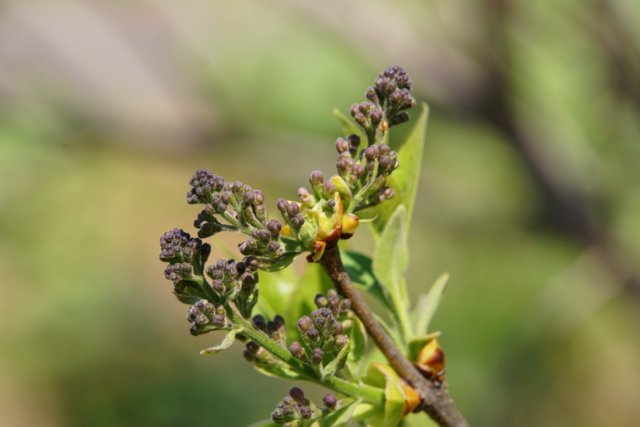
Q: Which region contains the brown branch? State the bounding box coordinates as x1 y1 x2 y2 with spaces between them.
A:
320 243 468 427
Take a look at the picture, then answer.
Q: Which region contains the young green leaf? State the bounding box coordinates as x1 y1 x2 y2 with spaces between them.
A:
321 342 351 380
348 316 368 373
254 362 301 380
255 269 298 321
200 328 242 355
413 272 449 337
372 102 429 236
372 205 412 342
342 250 388 308
320 399 358 427
365 363 407 427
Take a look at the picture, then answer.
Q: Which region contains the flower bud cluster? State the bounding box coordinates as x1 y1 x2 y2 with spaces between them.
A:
187 169 268 237
206 258 259 317
365 66 416 127
289 300 350 366
186 299 228 336
159 228 211 302
271 387 316 426
334 132 399 212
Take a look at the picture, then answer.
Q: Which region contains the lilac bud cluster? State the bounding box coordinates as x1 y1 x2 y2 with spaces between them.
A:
277 198 306 232
350 102 384 141
205 258 259 317
159 228 211 302
334 132 399 211
365 66 416 127
289 303 350 366
187 169 268 238
186 299 228 336
238 220 284 258
271 387 316 426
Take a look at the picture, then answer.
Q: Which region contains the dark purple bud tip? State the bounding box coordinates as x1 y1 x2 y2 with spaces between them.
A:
311 347 324 364
323 394 337 410
289 387 305 402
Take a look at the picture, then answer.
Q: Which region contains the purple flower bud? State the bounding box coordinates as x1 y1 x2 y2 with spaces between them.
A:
289 341 305 359
335 137 349 154
289 387 305 402
323 394 337 409
311 347 324 364
297 316 312 332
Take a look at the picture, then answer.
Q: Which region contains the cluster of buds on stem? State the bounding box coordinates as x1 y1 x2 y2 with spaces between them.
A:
289 290 352 372
186 299 229 335
271 387 318 426
159 228 211 304
334 133 399 212
205 258 259 317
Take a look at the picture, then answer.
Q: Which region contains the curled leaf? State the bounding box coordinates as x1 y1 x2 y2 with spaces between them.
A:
200 328 242 355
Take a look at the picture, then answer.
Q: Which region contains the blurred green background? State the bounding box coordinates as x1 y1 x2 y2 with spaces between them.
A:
1 0 639 426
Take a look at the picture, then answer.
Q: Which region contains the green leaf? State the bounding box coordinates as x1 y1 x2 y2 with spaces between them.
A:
320 399 358 427
372 102 429 236
200 328 241 355
365 363 406 427
321 342 351 380
256 269 298 320
342 250 387 307
372 205 412 341
333 108 366 142
348 316 368 373
413 273 449 336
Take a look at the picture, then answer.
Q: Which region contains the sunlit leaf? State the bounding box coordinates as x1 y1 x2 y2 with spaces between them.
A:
413 272 449 336
373 205 412 340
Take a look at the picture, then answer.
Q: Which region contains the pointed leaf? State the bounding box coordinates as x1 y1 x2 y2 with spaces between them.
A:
342 250 387 307
348 316 368 372
200 328 241 355
247 419 279 427
321 342 351 380
372 103 429 236
413 273 449 336
365 363 406 427
320 399 358 427
372 205 412 340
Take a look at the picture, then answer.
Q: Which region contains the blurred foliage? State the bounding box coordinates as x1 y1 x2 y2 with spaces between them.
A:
1 0 639 426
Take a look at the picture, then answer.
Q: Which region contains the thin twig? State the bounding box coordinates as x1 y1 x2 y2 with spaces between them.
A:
320 243 468 427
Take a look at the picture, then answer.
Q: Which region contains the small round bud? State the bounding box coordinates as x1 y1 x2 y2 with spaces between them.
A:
311 347 324 364
335 138 349 154
289 387 305 402
306 327 320 342
323 394 337 410
297 316 312 332
289 341 305 359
